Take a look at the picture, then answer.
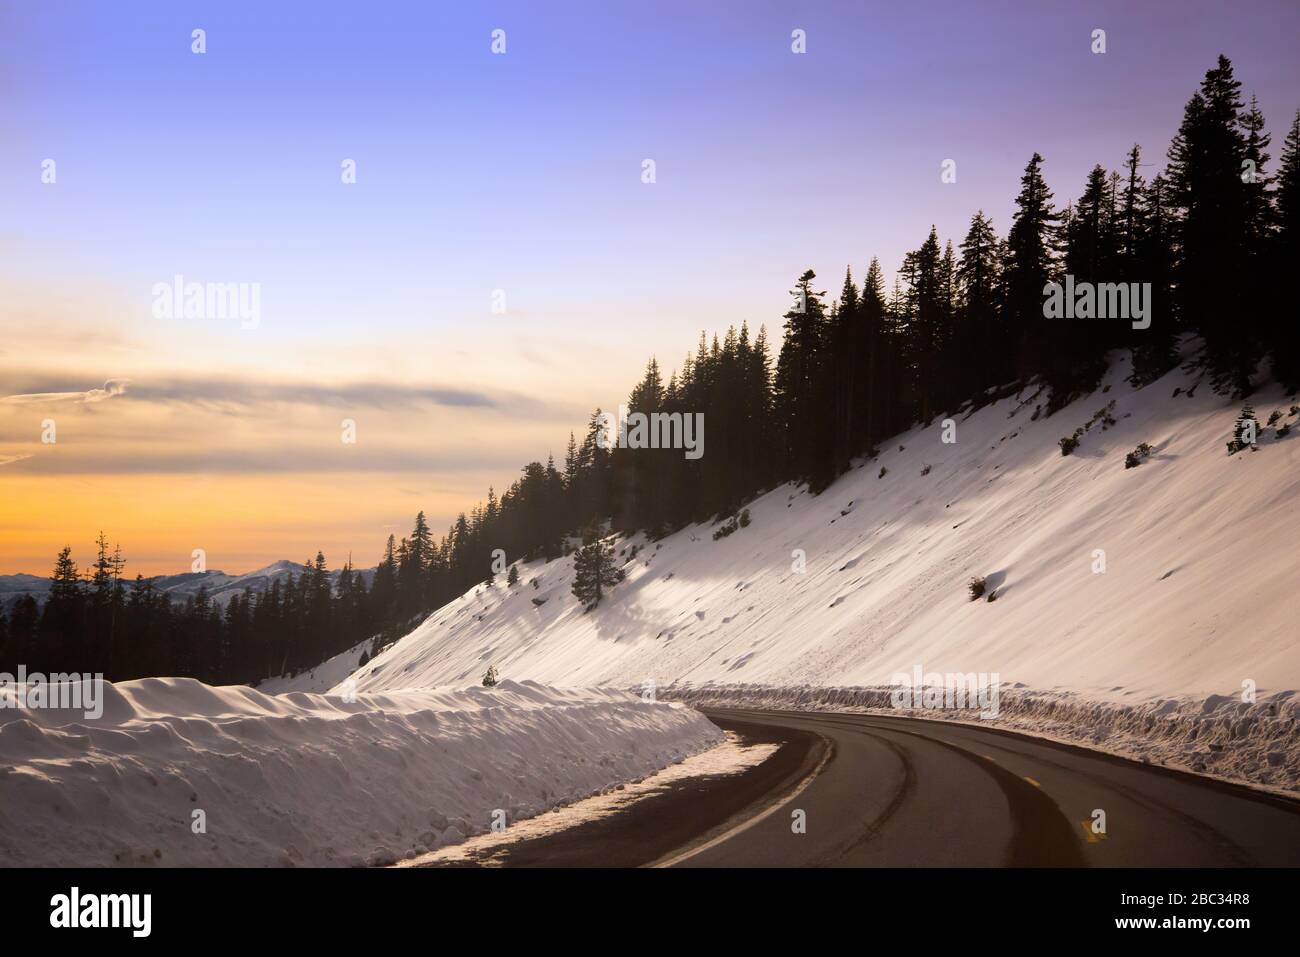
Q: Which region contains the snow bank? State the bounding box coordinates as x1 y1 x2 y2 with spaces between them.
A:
0 677 721 867
660 683 1300 797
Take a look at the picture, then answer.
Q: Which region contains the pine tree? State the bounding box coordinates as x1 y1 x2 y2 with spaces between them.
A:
1168 55 1255 395
857 258 891 451
1005 153 1062 384
570 530 624 609
1272 110 1300 388
831 267 861 474
955 211 1003 393
898 227 947 424
774 270 834 490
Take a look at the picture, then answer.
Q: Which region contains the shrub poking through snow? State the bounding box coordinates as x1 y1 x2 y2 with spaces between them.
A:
481 665 498 687
878 466 888 478
713 514 741 540
1227 403 1261 455
1125 442 1154 469
1061 400 1118 456
920 464 932 476
968 576 987 601
712 509 751 539
506 565 519 586
571 534 625 609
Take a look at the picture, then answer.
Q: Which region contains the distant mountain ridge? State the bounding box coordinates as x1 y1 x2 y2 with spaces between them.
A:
0 559 376 612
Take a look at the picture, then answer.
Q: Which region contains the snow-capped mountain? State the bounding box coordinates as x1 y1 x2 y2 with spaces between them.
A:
0 558 375 612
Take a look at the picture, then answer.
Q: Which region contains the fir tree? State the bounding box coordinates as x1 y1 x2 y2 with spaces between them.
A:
570 531 624 609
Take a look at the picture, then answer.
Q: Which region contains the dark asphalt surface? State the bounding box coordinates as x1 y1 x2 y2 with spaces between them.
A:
420 708 1300 867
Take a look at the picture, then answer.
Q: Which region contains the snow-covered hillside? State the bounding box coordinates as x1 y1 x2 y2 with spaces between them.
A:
342 347 1300 792
0 678 720 866
255 637 373 693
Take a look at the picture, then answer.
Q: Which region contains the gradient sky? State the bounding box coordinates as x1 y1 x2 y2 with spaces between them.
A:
2 1 1298 574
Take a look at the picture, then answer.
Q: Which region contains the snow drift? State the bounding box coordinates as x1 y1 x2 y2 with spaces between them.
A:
344 346 1300 793
0 677 721 866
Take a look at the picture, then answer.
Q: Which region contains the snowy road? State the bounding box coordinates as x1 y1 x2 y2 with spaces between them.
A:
417 709 1300 867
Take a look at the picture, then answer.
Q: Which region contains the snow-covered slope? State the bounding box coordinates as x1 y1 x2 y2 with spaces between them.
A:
342 348 1300 791
255 637 373 694
349 349 1299 699
0 677 720 866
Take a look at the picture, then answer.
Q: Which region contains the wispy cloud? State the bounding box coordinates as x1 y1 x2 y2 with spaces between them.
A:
0 371 566 417
1 378 130 405
0 445 526 475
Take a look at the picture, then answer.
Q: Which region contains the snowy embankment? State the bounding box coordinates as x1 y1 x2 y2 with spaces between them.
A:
662 684 1300 796
344 345 1300 795
0 678 721 866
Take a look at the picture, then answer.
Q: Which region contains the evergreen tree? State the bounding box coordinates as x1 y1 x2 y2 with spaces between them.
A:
1167 55 1255 395
570 530 624 608
1004 153 1062 385
955 211 1004 393
774 270 834 490
1272 110 1300 388
898 227 946 424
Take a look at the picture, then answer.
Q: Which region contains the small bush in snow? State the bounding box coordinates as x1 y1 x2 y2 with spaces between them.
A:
878 466 888 479
1279 424 1292 438
920 464 932 476
1059 430 1082 456
713 511 747 540
1267 410 1282 426
506 565 519 586
1124 442 1154 469
1227 404 1261 455
968 576 987 601
482 665 498 687
738 508 751 528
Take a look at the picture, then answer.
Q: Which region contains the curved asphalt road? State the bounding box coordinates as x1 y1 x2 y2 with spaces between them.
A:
418 708 1300 867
